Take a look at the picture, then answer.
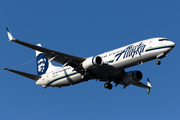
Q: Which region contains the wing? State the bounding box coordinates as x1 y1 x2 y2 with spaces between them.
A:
111 70 152 92
132 78 152 94
6 28 85 69
132 81 151 90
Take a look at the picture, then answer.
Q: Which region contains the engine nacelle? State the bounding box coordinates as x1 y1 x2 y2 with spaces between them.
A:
123 71 143 84
82 56 103 70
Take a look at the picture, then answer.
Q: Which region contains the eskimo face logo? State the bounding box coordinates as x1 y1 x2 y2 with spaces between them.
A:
38 58 47 72
36 53 49 75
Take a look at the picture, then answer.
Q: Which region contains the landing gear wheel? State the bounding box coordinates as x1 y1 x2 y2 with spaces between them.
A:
104 83 108 89
108 84 113 90
156 60 161 65
104 83 113 90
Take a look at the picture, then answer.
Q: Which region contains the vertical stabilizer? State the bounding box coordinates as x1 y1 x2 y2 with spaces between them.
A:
36 44 60 75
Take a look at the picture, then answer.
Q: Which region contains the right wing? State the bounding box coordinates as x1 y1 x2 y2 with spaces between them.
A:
6 28 85 69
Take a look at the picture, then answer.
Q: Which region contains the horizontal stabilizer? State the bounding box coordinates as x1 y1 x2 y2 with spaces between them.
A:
4 68 41 81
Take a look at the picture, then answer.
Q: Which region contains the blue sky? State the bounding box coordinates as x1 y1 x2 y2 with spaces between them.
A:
0 0 179 120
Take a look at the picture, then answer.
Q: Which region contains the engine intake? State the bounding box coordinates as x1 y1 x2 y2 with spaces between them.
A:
123 71 143 84
82 56 103 70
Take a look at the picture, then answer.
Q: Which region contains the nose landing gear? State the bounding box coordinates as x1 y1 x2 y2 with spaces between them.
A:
156 53 166 65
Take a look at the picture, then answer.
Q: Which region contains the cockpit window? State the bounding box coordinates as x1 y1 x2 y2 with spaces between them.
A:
159 39 169 41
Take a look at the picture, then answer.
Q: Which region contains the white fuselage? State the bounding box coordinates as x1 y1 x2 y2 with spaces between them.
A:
36 37 175 88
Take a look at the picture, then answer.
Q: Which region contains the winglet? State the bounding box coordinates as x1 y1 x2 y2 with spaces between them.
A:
147 78 152 95
6 27 15 42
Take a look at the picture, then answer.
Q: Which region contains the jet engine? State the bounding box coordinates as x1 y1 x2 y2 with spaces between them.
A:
82 56 103 70
123 71 143 84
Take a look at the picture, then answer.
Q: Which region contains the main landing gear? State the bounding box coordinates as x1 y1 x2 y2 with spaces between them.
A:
156 59 161 65
104 82 113 90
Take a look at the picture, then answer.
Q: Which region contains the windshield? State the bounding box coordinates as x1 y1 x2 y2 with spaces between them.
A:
159 39 169 41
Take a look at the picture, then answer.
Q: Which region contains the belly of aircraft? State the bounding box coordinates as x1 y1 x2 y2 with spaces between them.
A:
49 73 83 87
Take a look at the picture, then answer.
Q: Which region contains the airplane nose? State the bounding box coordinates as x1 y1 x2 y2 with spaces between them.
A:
170 41 175 48
172 42 175 47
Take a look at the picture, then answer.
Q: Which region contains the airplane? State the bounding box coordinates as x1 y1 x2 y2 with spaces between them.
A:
4 28 175 94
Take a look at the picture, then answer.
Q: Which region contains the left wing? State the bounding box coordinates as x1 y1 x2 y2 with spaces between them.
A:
6 28 85 69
